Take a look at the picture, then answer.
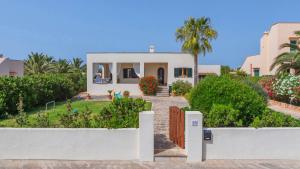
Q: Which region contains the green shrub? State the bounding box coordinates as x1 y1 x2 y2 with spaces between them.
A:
251 109 300 127
0 73 84 118
34 112 50 128
100 98 146 128
139 76 158 95
189 75 266 126
242 79 268 103
206 104 243 127
171 80 192 96
15 95 28 127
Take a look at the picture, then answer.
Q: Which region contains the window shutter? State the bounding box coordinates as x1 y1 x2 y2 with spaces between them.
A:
174 68 179 77
123 69 128 78
179 68 182 77
188 68 192 77
291 40 297 52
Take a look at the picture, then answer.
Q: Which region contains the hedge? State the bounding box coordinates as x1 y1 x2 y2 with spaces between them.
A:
189 75 266 126
0 73 85 118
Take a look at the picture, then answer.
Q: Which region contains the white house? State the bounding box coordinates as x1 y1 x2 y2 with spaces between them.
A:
0 56 24 77
87 48 220 95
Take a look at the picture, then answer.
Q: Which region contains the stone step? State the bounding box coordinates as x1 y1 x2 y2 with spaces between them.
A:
154 148 187 162
154 156 187 162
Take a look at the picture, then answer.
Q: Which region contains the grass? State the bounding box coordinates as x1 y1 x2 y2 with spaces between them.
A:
0 99 152 127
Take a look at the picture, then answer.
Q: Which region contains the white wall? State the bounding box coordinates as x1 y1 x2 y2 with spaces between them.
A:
0 128 138 160
198 65 221 76
0 111 154 161
203 128 300 160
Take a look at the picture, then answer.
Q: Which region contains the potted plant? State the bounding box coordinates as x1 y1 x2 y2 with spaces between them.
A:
107 90 113 100
123 90 130 98
86 93 91 100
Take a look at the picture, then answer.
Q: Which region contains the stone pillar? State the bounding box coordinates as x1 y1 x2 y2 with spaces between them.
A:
139 111 154 161
140 62 144 78
185 111 203 162
112 62 117 84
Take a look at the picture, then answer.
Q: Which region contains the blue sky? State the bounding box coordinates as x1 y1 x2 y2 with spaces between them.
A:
0 0 299 68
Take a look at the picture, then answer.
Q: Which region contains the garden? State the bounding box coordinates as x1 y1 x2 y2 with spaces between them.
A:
0 98 151 128
186 74 300 127
0 52 151 128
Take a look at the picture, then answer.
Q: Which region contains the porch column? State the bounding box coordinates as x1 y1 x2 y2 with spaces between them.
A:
140 62 144 78
112 62 117 84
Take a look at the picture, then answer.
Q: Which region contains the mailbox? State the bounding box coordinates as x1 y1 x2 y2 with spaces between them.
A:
203 129 212 141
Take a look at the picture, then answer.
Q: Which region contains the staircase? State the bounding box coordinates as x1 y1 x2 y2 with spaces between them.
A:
156 86 169 97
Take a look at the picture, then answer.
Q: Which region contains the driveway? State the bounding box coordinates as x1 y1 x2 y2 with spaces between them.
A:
1 159 300 169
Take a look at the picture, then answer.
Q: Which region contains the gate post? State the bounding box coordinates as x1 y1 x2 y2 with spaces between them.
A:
139 111 154 161
185 111 203 162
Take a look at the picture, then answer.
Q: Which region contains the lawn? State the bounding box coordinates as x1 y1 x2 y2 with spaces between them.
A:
0 99 152 127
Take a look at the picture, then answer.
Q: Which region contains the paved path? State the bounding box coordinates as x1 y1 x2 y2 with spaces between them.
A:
1 160 300 169
268 104 300 119
143 96 189 154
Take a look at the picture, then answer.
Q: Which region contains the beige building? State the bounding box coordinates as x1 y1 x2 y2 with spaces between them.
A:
0 56 24 77
241 23 300 76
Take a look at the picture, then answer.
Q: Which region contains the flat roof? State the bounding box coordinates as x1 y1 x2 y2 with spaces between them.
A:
87 52 189 54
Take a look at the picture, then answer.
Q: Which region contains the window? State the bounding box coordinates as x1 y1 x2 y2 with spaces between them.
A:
290 40 297 52
253 68 260 77
123 68 138 78
174 68 192 78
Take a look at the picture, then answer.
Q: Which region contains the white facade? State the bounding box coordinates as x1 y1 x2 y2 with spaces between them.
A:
198 64 221 76
87 52 195 95
0 56 24 77
241 23 300 76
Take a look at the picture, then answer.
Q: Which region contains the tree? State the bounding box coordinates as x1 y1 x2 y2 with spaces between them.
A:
55 59 71 73
176 17 217 85
24 52 55 75
270 31 300 74
221 65 231 75
70 57 86 73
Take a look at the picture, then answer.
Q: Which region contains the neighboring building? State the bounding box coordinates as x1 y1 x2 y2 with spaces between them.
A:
87 47 220 95
198 65 221 80
0 56 24 77
240 23 300 76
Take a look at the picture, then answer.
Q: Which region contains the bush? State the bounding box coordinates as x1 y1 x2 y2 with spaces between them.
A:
0 73 85 118
189 75 266 126
171 80 192 96
123 90 130 98
206 104 243 127
259 76 276 99
272 73 300 104
99 98 146 128
139 76 158 95
251 109 300 127
242 79 268 103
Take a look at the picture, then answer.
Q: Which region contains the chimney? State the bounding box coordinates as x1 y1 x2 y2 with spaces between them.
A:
149 45 155 53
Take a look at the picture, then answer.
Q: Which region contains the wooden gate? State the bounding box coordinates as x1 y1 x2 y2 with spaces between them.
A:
169 106 185 148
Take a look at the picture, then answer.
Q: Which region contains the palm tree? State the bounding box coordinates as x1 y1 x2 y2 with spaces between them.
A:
24 52 55 75
176 17 218 84
270 31 300 74
70 57 86 73
55 59 71 73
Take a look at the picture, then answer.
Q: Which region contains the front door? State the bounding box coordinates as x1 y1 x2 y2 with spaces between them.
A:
157 67 164 85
